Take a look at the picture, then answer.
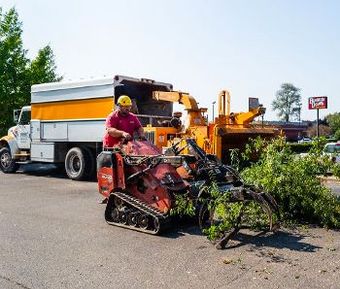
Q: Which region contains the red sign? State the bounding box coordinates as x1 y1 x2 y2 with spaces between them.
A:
308 96 328 110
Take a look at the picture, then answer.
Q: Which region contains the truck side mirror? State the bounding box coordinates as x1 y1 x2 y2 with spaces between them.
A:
13 109 21 124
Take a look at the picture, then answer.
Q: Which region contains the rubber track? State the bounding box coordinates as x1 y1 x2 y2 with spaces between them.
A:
105 191 170 235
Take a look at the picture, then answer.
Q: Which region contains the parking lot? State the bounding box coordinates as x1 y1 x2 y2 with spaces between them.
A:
1 165 340 289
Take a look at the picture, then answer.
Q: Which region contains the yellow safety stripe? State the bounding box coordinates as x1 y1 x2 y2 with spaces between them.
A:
31 97 114 120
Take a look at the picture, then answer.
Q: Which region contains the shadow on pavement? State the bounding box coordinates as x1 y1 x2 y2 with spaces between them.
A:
225 230 322 252
164 221 322 252
18 163 68 179
18 163 98 181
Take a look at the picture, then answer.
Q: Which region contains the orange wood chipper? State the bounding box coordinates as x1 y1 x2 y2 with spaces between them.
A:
147 90 280 164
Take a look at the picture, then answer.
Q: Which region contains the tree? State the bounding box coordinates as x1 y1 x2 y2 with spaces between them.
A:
335 131 340 141
0 7 30 134
272 83 302 122
29 45 62 85
326 112 340 140
0 7 61 136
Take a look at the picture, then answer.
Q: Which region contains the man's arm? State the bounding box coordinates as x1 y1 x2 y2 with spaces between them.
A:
105 113 131 139
137 126 146 139
107 127 131 139
133 115 145 139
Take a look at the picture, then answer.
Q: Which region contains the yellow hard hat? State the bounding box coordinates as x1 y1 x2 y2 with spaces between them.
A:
117 95 132 107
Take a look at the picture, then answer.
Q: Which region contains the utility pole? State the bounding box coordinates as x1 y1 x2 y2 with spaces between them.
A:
316 108 320 138
212 101 216 122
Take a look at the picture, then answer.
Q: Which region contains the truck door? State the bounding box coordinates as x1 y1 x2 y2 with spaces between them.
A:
17 107 31 150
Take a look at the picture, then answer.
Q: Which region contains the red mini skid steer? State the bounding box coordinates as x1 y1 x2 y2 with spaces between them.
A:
97 139 279 248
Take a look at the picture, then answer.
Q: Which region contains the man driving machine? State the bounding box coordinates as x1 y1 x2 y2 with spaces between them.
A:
103 95 146 148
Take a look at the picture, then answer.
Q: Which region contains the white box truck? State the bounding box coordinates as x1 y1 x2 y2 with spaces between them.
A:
0 75 174 180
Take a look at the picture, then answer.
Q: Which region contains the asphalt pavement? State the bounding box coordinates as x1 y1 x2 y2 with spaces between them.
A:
0 165 340 289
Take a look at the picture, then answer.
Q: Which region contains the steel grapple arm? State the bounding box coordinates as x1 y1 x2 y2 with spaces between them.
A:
176 139 280 249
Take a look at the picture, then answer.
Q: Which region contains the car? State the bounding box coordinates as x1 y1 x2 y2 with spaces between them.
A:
323 142 340 163
298 137 312 143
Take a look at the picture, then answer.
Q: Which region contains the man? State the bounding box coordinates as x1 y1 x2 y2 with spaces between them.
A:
103 95 145 148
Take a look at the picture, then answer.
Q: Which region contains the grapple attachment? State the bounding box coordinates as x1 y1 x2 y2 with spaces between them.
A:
172 139 280 249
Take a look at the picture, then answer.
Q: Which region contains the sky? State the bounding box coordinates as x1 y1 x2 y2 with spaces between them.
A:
2 0 340 121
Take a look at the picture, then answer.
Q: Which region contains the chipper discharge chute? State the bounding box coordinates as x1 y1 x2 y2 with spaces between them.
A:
97 139 279 248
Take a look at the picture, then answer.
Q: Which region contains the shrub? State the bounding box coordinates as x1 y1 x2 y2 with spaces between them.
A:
332 163 340 179
241 137 340 228
288 142 313 154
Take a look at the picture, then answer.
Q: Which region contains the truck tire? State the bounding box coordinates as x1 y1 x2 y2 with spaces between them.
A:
0 147 19 173
64 147 94 181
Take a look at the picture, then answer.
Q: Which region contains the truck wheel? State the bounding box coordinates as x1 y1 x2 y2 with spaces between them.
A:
0 147 19 173
65 147 94 181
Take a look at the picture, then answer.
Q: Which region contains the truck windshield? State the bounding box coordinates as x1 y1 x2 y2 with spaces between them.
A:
19 110 31 125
